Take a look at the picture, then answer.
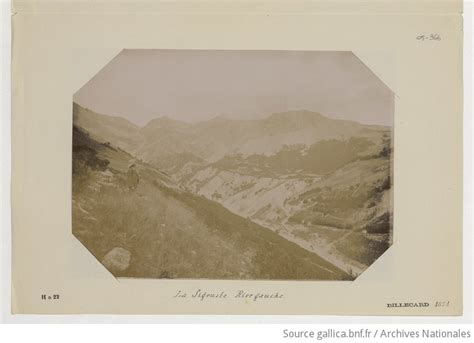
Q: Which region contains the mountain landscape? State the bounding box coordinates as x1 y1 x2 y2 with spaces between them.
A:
72 102 393 279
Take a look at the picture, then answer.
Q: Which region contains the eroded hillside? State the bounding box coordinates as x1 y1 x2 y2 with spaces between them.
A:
72 125 350 280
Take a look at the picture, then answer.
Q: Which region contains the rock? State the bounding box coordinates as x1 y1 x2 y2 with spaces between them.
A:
101 247 131 273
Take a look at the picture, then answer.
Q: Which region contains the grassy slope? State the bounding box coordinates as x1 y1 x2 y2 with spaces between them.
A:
72 126 350 280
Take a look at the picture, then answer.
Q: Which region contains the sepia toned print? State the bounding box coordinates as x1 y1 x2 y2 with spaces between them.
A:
72 50 393 280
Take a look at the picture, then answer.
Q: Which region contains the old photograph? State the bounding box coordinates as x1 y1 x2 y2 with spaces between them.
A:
72 50 393 280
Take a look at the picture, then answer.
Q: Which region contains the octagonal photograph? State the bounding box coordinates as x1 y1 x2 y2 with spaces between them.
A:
72 50 393 280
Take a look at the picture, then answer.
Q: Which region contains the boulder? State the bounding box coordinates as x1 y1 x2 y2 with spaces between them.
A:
101 247 131 273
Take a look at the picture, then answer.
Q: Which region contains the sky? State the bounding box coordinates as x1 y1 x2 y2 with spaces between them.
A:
74 50 394 127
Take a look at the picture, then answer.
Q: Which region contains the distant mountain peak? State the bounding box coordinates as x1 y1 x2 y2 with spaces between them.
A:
268 110 325 120
261 110 329 128
208 115 234 122
149 115 179 123
144 116 188 129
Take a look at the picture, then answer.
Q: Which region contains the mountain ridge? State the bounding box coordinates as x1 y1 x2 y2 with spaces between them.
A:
74 102 390 130
73 102 390 164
